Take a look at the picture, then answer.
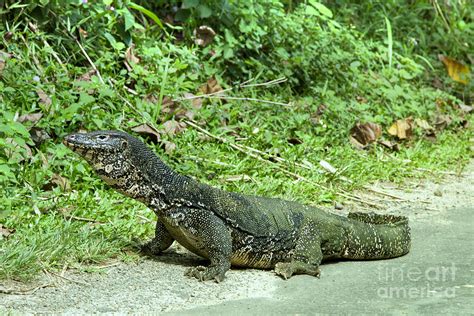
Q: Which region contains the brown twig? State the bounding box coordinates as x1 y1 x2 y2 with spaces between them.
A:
95 262 121 269
64 214 104 224
240 77 287 88
174 77 289 104
0 283 53 295
137 214 153 223
48 270 91 286
184 120 383 208
204 95 290 106
75 38 105 84
111 77 381 208
414 167 461 176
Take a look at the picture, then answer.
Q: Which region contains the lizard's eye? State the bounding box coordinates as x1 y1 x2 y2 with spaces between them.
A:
96 135 109 141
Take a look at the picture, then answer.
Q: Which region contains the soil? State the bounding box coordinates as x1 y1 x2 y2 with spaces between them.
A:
1 161 473 315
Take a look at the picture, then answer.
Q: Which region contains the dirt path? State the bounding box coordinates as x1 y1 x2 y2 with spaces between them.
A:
1 162 473 315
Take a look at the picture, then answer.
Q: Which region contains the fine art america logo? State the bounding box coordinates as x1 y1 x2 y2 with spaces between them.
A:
377 263 457 299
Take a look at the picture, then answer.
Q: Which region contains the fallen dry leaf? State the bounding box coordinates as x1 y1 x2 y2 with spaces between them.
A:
310 104 327 125
131 124 161 143
29 127 51 146
3 32 13 41
42 173 70 191
36 89 52 106
349 136 366 150
0 51 12 76
18 112 43 124
433 115 452 131
163 141 176 154
193 25 216 47
432 77 444 90
144 93 158 105
459 104 473 114
183 93 203 110
378 139 400 151
79 27 88 38
350 122 382 145
78 68 96 82
414 119 433 131
0 224 15 239
178 93 203 120
388 118 413 139
125 44 140 65
199 77 223 95
438 55 470 85
162 120 187 136
287 137 303 145
5 138 32 162
355 95 368 103
160 96 186 119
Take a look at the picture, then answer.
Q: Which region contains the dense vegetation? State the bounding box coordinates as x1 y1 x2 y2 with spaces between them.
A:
0 0 472 280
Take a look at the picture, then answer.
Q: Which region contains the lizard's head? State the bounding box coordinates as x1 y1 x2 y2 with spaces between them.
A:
63 130 137 186
64 130 170 196
63 130 130 164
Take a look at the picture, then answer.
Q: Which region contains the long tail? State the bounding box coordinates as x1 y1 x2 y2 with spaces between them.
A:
342 212 411 260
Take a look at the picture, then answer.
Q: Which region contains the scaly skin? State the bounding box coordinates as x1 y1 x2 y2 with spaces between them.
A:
63 130 411 282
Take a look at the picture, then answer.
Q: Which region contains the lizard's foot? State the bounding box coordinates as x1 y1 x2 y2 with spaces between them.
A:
140 240 162 256
185 265 227 283
274 262 321 280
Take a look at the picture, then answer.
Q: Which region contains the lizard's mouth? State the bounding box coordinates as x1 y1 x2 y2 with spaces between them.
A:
63 134 79 149
63 133 90 156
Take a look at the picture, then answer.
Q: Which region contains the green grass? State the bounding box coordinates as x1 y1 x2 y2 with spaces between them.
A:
0 1 472 281
1 100 471 281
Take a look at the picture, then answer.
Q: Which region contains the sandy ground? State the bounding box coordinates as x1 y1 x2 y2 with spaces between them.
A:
1 161 473 315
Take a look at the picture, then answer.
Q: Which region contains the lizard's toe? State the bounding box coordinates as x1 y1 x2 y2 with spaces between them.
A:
274 262 294 280
185 266 226 282
140 241 161 256
274 262 321 279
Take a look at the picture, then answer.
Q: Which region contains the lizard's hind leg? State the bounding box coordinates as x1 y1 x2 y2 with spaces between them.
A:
274 220 323 279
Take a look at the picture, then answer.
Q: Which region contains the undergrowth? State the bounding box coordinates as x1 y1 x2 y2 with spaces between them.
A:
0 0 472 281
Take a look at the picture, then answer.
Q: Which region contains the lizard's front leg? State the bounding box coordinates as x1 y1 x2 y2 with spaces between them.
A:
164 207 232 282
141 219 175 255
274 219 323 279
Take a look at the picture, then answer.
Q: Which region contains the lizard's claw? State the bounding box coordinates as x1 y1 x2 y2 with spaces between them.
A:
274 262 294 280
140 240 162 255
185 265 226 283
274 262 321 280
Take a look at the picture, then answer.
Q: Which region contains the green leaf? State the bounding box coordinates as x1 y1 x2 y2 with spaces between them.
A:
308 1 333 18
104 32 117 46
129 2 164 30
223 47 234 59
305 6 319 16
104 33 125 51
197 5 212 18
175 9 191 22
10 122 30 138
78 93 95 105
183 0 199 9
122 8 135 31
384 16 393 68
0 164 15 180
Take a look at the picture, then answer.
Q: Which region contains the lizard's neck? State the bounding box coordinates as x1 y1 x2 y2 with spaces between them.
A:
122 142 199 211
91 137 202 211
